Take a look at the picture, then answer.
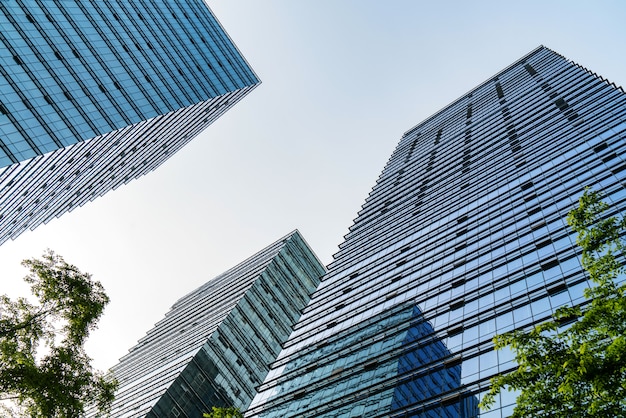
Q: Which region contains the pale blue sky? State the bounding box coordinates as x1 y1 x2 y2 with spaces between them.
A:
1 0 625 371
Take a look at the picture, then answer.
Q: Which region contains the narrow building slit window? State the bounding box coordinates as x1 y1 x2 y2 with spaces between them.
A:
451 278 465 288
611 163 626 175
535 237 552 249
447 326 463 337
520 181 533 191
450 299 465 310
292 389 306 399
554 98 568 110
524 192 537 202
602 152 617 163
363 359 378 370
541 257 559 271
547 282 567 295
391 275 403 283
495 83 504 99
593 142 609 153
524 63 537 76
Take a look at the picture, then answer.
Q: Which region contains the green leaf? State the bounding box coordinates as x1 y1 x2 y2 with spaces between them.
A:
481 188 626 416
0 250 117 417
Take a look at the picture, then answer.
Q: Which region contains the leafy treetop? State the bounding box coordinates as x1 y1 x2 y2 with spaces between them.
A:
479 188 626 417
0 250 117 417
203 406 244 418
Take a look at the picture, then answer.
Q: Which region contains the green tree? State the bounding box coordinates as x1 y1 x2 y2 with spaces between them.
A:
479 188 626 417
0 250 117 417
203 406 244 418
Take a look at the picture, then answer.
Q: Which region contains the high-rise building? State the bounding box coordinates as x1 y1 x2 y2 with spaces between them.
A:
91 231 324 418
0 1 259 244
247 47 626 417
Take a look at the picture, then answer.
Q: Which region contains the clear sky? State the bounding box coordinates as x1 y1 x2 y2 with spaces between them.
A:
1 0 625 372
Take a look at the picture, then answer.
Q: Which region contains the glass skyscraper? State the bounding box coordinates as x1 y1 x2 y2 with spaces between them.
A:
0 1 259 244
88 231 324 418
247 47 626 417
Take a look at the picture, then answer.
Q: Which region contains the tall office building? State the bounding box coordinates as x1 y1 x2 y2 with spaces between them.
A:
90 231 324 417
0 1 259 244
247 47 626 417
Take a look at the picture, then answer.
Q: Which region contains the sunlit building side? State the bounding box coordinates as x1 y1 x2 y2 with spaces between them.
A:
247 46 626 417
0 1 259 244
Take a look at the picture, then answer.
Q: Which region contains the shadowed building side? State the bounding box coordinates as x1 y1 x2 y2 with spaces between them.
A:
86 231 324 417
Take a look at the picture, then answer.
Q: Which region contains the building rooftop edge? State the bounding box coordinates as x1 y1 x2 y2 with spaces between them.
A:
171 229 320 305
401 45 546 138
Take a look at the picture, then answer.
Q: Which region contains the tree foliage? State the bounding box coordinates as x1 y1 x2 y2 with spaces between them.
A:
203 406 244 418
479 188 626 417
0 250 117 417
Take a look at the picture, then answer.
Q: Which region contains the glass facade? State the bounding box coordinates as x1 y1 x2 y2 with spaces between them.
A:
0 1 259 244
86 231 325 418
247 47 626 417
